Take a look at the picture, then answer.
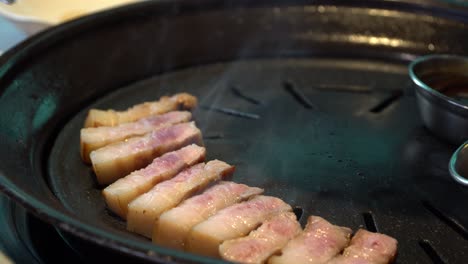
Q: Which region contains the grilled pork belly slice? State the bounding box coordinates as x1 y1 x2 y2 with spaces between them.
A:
153 181 264 249
268 216 352 264
81 111 192 163
90 122 203 185
220 211 301 264
102 144 206 219
328 229 397 264
84 93 197 127
186 195 292 258
127 160 235 238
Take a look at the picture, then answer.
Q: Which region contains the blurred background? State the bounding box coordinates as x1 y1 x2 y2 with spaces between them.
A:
0 0 140 54
0 15 26 55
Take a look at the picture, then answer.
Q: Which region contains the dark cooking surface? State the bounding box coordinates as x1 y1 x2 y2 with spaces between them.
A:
47 58 468 263
2 0 468 263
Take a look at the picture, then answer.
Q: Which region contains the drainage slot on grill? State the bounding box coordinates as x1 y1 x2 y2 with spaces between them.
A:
422 200 468 240
201 106 260 120
203 134 224 140
293 206 304 221
369 90 403 113
419 239 447 264
231 86 263 105
283 81 316 109
362 211 378 232
313 84 372 94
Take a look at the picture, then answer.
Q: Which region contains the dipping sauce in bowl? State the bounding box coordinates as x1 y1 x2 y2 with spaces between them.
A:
409 54 468 145
423 72 468 103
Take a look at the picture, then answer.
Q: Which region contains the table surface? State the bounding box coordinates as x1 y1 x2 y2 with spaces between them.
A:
0 15 28 55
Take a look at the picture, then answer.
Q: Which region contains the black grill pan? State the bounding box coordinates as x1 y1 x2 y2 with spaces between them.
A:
1 0 468 263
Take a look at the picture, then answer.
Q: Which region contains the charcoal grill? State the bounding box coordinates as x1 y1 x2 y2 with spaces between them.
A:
1 0 468 263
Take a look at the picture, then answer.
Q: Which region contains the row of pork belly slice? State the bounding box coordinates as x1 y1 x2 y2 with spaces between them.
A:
81 93 200 185
81 93 397 264
105 146 397 263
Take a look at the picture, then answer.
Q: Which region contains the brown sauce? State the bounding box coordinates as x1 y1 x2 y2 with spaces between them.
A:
423 73 468 104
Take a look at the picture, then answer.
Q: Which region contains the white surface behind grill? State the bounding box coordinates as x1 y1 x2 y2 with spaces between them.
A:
0 15 29 55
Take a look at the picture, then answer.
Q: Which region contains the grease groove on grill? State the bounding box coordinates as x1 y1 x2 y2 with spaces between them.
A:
293 206 304 221
422 200 468 240
369 90 403 113
313 84 372 94
201 105 260 120
362 211 378 232
203 134 224 140
419 239 447 264
231 86 263 105
283 81 316 109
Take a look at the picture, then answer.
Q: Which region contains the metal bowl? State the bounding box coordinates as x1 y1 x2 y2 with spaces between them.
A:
409 54 468 146
449 140 468 186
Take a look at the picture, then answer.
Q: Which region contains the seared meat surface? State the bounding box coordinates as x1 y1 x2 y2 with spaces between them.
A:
102 144 205 219
154 181 263 249
220 211 301 264
186 195 292 258
126 160 234 238
268 216 352 264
